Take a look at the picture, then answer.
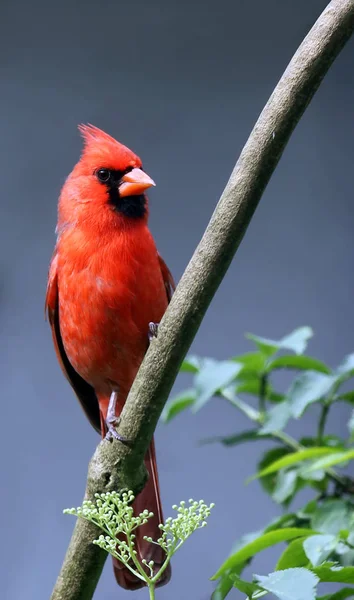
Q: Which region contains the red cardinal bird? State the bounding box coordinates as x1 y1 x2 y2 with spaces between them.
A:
45 124 174 589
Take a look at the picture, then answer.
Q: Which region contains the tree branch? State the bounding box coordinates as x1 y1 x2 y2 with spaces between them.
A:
51 2 354 598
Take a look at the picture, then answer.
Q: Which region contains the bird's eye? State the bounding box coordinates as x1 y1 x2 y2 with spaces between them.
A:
96 168 111 183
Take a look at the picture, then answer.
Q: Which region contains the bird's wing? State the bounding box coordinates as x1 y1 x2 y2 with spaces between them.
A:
158 253 175 303
45 250 101 433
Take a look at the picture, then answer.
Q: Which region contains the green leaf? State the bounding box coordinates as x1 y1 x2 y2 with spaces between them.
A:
257 447 292 495
339 530 350 542
312 565 354 584
276 538 309 570
336 391 354 405
340 549 354 566
267 391 286 403
279 327 314 355
348 410 354 442
193 359 242 411
336 354 354 378
264 513 298 533
299 437 318 448
311 500 352 535
299 435 345 449
231 574 261 597
161 388 196 423
231 351 267 373
288 372 336 418
211 536 255 599
246 333 280 356
200 429 267 447
272 469 298 504
300 450 354 474
252 448 338 480
247 327 313 358
180 355 201 373
211 529 316 579
266 355 331 374
297 500 318 520
348 529 354 547
335 541 351 556
322 435 347 448
298 464 325 482
211 574 234 600
234 379 261 395
255 568 319 600
335 391 354 404
285 478 309 506
303 534 337 567
234 379 283 403
318 589 354 600
260 401 292 434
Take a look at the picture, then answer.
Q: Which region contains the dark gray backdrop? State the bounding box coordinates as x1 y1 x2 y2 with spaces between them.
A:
1 0 354 598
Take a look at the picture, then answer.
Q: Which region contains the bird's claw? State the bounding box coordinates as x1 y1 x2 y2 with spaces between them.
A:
148 321 159 343
104 415 131 444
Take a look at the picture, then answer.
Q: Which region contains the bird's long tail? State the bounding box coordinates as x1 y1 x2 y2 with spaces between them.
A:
99 395 170 590
112 438 171 590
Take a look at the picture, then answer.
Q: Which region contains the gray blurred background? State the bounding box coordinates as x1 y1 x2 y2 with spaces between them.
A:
1 0 354 598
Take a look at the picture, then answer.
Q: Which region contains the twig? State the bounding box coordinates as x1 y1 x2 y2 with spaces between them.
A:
317 402 331 444
51 2 354 598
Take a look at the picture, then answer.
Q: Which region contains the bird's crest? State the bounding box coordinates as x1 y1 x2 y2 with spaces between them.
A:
77 124 141 171
78 124 120 147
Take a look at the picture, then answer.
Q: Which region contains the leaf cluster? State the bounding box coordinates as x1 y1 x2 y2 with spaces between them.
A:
164 327 354 599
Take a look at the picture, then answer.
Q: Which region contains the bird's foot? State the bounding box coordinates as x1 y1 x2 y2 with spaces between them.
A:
148 321 159 343
105 415 129 443
104 391 131 444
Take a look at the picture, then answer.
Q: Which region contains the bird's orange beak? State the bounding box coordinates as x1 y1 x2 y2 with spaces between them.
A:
119 168 156 197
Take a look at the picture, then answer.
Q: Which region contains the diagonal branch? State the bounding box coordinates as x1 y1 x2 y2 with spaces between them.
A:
51 2 354 598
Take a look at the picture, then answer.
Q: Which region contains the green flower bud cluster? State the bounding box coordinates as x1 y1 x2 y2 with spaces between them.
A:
64 491 214 595
64 490 153 536
147 499 215 554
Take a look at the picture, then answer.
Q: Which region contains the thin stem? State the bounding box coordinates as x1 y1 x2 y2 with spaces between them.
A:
272 430 300 451
259 374 267 415
84 516 146 581
126 532 150 582
112 551 143 579
317 402 330 444
151 549 176 584
220 388 261 421
148 584 156 600
152 539 185 585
